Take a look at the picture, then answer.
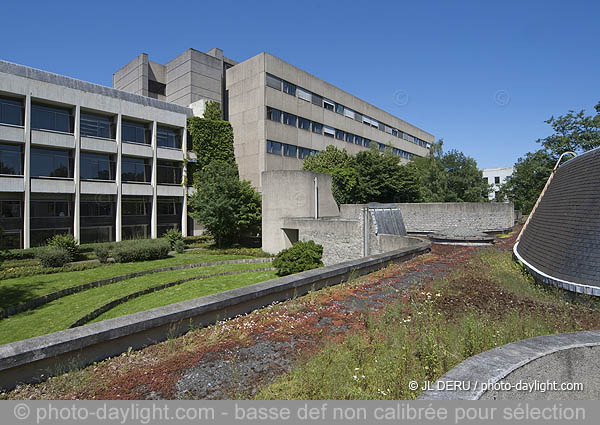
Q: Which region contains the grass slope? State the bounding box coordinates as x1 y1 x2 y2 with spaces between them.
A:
0 263 272 345
91 270 278 322
0 252 254 310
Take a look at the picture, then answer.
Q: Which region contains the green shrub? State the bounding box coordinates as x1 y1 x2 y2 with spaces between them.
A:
174 239 186 254
112 239 170 263
94 245 111 263
163 228 184 250
36 246 72 268
0 262 99 280
273 240 323 277
46 234 80 261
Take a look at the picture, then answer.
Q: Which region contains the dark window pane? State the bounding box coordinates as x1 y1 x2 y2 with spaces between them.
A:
266 140 282 155
81 113 113 139
335 104 344 115
80 227 112 244
355 136 362 146
266 74 282 90
312 94 323 106
283 144 297 158
122 200 149 216
283 112 297 127
335 129 344 140
266 107 281 122
312 122 322 134
31 104 72 133
122 225 148 240
0 200 21 218
364 138 371 148
0 143 23 175
122 157 150 182
0 97 23 126
31 200 71 217
282 81 296 96
157 126 181 149
157 161 182 184
31 148 71 178
81 152 114 180
298 117 310 131
122 121 149 144
345 132 353 143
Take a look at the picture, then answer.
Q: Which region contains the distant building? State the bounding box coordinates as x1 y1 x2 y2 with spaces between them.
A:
482 166 514 200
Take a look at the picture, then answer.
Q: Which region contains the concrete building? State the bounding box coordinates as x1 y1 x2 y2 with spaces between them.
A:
1 48 436 250
113 48 237 118
0 60 194 249
226 52 434 190
482 166 514 200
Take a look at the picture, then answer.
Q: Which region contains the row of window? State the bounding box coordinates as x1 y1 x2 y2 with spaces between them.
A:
266 140 319 159
0 198 182 219
0 144 184 184
0 96 182 149
266 74 431 149
266 107 415 159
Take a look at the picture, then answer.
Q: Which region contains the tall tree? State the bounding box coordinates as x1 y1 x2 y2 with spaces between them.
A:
496 149 554 214
441 149 488 202
539 101 600 159
188 161 261 247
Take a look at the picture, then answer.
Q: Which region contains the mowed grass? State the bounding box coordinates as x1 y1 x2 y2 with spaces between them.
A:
0 251 255 310
92 269 278 323
256 248 600 400
0 262 273 345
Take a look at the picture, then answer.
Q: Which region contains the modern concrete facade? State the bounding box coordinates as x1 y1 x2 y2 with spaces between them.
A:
113 48 237 117
0 60 194 249
482 166 514 200
227 52 434 190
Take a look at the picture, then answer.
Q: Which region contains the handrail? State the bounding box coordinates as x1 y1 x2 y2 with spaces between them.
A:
515 151 576 243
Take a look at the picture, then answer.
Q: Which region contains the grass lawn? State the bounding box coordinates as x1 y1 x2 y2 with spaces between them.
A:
0 251 258 310
91 269 278 323
0 262 273 345
256 248 600 399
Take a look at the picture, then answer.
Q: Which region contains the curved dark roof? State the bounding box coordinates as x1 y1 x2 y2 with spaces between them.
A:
517 148 600 287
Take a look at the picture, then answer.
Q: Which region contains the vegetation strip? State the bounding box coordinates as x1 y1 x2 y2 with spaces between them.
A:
69 267 275 328
0 258 271 319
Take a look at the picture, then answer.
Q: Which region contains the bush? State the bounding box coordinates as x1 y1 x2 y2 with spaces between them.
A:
273 240 324 277
112 239 170 263
174 239 186 254
36 246 72 268
94 245 111 263
163 228 184 250
47 234 80 261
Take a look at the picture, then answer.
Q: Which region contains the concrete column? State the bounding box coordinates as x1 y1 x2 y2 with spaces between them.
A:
115 114 122 242
181 124 188 236
73 105 81 242
151 121 158 239
23 95 31 249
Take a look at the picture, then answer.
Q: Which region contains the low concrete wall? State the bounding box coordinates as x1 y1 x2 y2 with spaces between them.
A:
0 239 429 390
419 330 600 400
340 202 514 233
284 217 363 266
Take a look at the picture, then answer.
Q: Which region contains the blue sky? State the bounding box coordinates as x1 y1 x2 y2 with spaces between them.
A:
3 0 599 168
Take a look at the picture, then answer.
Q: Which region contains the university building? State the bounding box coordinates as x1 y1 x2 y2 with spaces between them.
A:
0 48 434 249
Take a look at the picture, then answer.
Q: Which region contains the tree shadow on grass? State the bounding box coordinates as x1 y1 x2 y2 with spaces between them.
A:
0 281 49 311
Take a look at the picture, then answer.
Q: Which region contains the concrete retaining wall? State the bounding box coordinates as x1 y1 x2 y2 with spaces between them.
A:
341 202 514 233
0 239 429 390
419 330 600 400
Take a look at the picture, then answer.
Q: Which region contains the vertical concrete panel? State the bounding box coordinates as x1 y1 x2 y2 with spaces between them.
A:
73 105 81 242
115 114 122 242
23 95 31 249
151 121 158 239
